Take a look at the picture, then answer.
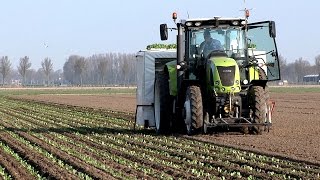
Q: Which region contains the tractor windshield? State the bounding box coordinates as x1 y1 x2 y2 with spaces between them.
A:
188 27 246 59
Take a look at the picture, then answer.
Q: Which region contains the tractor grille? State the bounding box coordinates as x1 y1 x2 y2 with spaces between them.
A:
217 66 235 86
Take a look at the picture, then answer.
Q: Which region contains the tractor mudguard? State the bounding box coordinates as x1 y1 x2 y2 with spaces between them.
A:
165 60 177 96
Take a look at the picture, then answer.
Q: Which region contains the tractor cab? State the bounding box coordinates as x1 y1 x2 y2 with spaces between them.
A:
161 17 280 86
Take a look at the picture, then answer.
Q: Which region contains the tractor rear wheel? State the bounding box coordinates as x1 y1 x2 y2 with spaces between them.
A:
183 86 203 135
154 71 172 134
249 86 267 135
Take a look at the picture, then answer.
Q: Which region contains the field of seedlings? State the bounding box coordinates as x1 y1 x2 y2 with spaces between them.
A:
0 87 319 179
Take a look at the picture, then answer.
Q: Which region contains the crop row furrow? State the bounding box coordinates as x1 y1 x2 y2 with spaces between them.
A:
0 101 128 132
129 133 320 174
0 143 34 180
0 130 80 179
4 99 131 127
0 112 139 180
37 133 189 180
66 132 253 179
0 109 171 180
0 164 11 180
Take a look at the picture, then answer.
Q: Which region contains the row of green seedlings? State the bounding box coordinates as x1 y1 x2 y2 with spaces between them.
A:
10 97 134 125
4 98 131 130
1 98 318 180
0 165 12 180
0 117 93 178
0 104 170 179
0 138 32 180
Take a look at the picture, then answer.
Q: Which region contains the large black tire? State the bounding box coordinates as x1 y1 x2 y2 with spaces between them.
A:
249 86 267 135
154 71 172 134
183 86 203 135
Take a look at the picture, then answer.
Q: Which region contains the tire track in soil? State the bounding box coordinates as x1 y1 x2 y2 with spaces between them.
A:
0 131 78 179
0 147 36 180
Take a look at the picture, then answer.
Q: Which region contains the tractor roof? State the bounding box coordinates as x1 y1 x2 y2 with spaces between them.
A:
184 17 245 27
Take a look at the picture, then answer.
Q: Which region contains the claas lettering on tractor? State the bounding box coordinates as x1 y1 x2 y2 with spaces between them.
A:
135 12 280 135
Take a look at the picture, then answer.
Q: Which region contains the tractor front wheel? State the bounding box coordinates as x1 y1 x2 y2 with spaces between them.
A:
249 86 267 135
183 86 203 135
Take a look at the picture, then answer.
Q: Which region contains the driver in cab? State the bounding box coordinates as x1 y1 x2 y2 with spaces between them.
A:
199 29 223 58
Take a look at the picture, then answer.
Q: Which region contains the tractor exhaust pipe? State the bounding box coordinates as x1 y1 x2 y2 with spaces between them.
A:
177 23 184 94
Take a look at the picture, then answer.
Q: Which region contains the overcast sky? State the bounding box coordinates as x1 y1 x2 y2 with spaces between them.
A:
0 0 319 70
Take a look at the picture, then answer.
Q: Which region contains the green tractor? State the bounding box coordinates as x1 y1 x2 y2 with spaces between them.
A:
154 13 280 135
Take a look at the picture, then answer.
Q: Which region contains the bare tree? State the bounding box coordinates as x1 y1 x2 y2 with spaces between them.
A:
121 59 129 86
294 58 310 83
17 56 32 86
41 57 53 86
0 56 11 85
315 55 320 75
74 57 86 85
98 59 108 85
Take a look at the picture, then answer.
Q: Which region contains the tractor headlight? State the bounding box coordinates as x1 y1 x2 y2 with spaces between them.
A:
186 22 193 26
243 79 249 85
232 21 239 26
195 22 202 26
221 87 226 91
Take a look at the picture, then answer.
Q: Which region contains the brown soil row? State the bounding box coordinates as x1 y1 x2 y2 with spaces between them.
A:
0 118 116 180
0 147 35 180
0 131 78 179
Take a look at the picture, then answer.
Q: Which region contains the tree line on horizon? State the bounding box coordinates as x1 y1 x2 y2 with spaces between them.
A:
279 54 320 83
0 52 319 86
0 52 136 86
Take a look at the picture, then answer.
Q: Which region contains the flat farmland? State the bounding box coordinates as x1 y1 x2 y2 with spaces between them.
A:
0 87 319 179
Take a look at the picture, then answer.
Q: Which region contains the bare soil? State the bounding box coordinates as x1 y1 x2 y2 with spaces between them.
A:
15 92 320 163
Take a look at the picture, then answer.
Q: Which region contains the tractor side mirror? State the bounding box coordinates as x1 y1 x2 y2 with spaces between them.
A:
160 24 168 40
269 21 276 38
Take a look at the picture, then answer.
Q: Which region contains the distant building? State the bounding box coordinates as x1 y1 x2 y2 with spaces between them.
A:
303 74 320 84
